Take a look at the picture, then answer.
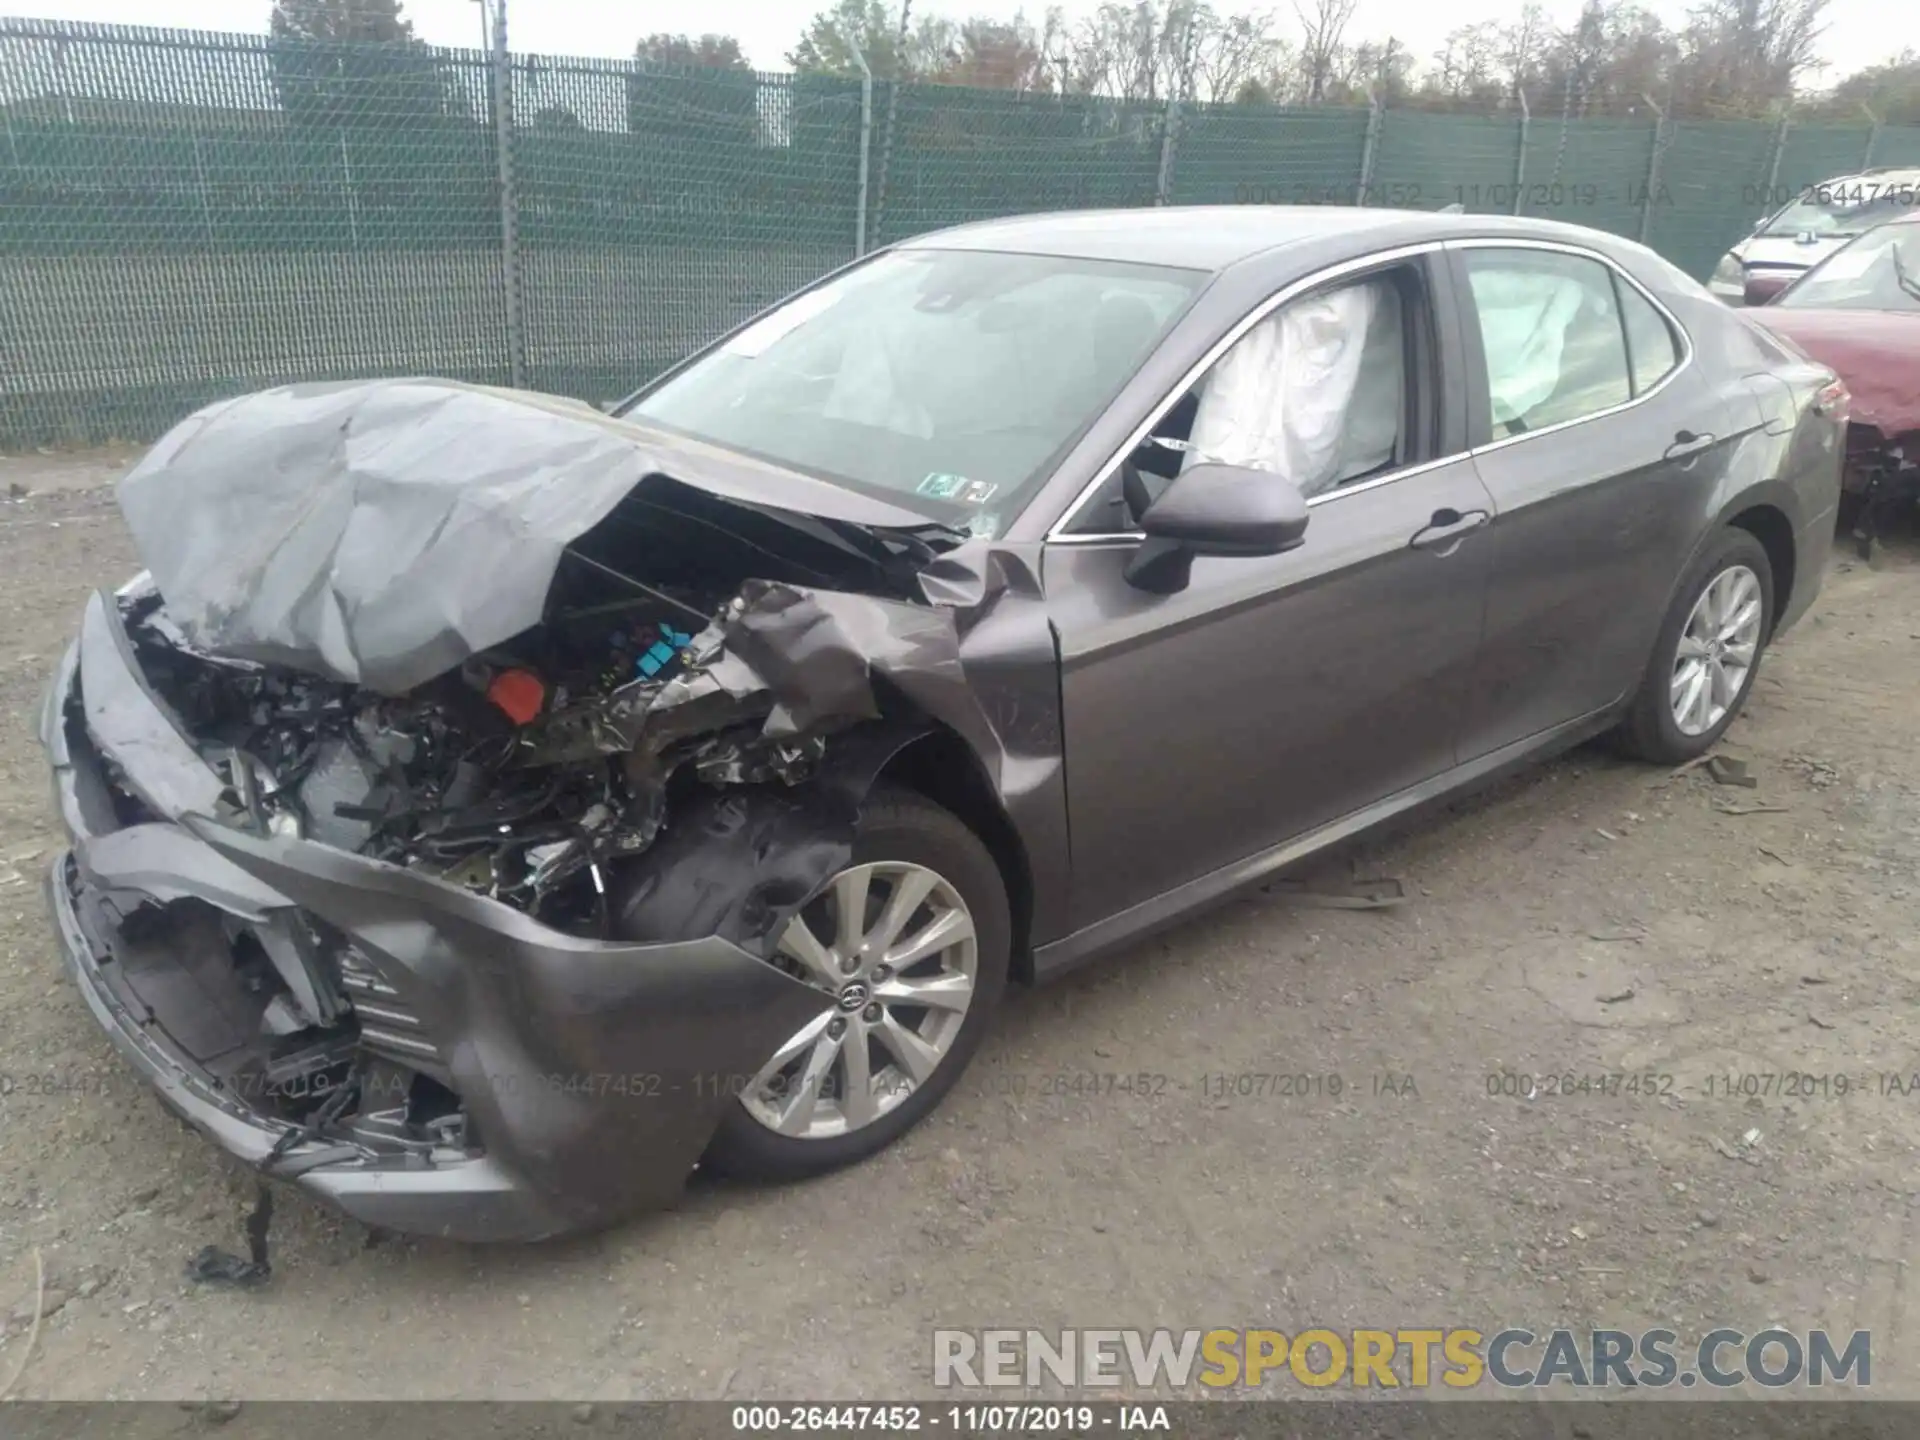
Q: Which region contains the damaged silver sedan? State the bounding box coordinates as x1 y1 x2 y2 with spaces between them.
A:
42 208 1842 1241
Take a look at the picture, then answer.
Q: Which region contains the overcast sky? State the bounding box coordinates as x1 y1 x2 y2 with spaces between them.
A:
15 0 1893 87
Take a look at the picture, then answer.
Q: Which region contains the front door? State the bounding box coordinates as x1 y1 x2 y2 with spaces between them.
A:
1043 255 1496 933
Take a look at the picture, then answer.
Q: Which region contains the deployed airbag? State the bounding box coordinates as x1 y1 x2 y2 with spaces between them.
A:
1184 278 1396 496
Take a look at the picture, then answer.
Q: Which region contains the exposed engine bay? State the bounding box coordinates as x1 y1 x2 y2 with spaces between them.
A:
120 492 947 940
130 588 691 936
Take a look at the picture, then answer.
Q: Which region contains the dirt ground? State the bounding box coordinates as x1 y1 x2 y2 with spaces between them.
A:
3 452 1920 1404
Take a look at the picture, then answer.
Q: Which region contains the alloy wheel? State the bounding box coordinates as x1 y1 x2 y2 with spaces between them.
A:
743 861 978 1140
1671 563 1763 736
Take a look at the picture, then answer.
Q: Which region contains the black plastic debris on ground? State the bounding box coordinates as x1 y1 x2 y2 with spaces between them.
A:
184 1183 274 1289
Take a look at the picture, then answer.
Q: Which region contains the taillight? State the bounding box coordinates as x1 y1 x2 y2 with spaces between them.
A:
1814 378 1851 426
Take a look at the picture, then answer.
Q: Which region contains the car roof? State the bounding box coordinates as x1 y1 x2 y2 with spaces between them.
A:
904 205 1631 272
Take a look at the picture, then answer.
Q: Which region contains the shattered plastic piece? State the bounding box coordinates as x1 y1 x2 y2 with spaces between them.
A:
183 1184 273 1289
488 668 546 725
1706 755 1757 788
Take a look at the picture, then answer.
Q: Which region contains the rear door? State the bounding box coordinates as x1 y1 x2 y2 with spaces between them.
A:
1449 241 1763 761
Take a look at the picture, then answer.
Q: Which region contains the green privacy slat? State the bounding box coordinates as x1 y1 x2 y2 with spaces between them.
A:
0 17 1896 447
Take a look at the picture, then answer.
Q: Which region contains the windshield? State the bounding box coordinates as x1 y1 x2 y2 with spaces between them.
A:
1775 223 1920 311
625 248 1204 535
1760 182 1920 239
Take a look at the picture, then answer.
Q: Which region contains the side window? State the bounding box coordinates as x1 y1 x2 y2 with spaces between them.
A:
1462 249 1631 438
1062 266 1419 534
1615 277 1680 395
1183 274 1405 498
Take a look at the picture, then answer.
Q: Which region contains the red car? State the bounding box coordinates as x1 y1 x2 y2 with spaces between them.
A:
1746 210 1920 554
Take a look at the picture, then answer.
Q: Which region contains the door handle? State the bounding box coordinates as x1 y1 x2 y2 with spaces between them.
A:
1409 507 1490 551
1665 429 1717 460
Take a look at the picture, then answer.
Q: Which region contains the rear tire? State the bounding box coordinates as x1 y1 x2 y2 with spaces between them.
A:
1616 529 1774 765
703 788 1010 1183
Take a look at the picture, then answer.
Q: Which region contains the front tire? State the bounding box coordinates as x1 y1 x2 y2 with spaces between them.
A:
1617 529 1774 764
703 788 1010 1182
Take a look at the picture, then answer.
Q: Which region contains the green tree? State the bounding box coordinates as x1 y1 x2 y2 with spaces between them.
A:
627 31 758 142
927 18 1051 91
790 0 912 80
1806 50 1920 125
634 33 752 71
268 0 461 125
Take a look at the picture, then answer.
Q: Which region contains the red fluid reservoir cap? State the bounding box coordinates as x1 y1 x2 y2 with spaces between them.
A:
487 668 546 725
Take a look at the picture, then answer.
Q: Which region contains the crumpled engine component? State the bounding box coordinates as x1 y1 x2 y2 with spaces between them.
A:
118 563 1001 941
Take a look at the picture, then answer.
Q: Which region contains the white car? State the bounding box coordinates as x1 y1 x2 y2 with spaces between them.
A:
1709 167 1920 305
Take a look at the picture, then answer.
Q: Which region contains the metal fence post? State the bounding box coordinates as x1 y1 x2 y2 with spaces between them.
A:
339 131 360 250
1155 97 1180 205
487 0 526 389
1637 93 1665 244
1511 88 1529 214
856 76 873 255
1356 86 1382 204
871 1 911 250
189 128 216 247
841 25 873 256
1862 105 1881 169
1764 109 1789 202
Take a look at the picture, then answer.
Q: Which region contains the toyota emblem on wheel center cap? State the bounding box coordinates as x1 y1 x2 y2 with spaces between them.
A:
836 981 870 1012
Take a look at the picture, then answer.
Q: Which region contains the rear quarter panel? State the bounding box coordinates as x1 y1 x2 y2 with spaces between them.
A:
1660 289 1842 635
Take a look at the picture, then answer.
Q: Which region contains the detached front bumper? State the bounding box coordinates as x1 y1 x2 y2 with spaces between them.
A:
40 593 823 1243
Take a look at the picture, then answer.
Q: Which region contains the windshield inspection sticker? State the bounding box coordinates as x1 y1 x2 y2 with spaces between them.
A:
918 472 999 504
918 473 999 505
918 472 968 499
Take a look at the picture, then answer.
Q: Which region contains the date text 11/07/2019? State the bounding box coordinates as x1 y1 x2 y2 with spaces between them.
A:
1482 1071 1920 1100
730 1405 1170 1432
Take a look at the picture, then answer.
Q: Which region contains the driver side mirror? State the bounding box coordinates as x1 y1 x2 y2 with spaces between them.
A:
1124 462 1309 594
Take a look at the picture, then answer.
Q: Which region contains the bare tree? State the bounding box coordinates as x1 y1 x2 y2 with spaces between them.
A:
1421 21 1504 108
1500 3 1550 102
1529 0 1679 117
1294 0 1358 103
1184 7 1285 102
1674 0 1830 115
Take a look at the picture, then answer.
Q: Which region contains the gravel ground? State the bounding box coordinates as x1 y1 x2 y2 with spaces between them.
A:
2 454 1919 1403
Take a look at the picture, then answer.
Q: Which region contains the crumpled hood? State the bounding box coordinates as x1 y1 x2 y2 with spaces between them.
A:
1745 308 1920 435
117 378 951 694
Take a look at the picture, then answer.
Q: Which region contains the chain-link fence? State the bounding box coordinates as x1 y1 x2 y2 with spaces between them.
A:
4 16 1920 448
